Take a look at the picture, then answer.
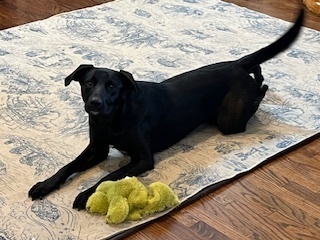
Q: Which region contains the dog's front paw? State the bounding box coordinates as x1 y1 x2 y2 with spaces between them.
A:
73 188 95 211
28 180 59 200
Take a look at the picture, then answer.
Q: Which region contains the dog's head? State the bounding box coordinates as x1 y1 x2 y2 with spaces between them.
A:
65 64 138 116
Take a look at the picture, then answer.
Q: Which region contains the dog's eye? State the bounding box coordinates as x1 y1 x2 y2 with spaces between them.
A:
107 82 115 89
85 82 94 88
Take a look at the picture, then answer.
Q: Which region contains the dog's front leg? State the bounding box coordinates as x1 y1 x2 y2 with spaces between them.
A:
73 130 154 210
28 140 109 200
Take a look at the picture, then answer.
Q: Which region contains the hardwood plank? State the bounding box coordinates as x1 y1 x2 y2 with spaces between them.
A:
248 170 320 216
0 0 109 30
224 0 320 31
240 176 320 233
186 195 258 237
289 152 320 170
284 181 320 207
267 157 320 192
182 174 320 239
268 211 320 239
127 216 206 240
189 220 232 240
176 204 250 239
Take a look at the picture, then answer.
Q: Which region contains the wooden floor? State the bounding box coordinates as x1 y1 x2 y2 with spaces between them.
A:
1 0 319 239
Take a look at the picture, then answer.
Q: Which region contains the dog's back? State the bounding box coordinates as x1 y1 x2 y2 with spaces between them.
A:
140 9 304 151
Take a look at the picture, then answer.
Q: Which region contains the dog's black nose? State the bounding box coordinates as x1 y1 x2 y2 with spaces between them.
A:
89 98 103 108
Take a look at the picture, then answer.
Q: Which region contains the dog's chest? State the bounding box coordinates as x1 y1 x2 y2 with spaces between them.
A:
96 124 130 151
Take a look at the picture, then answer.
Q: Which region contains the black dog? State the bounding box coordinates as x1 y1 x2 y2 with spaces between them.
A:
29 10 304 210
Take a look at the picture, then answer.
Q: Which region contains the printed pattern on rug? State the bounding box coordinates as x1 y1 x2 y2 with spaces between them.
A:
0 0 319 239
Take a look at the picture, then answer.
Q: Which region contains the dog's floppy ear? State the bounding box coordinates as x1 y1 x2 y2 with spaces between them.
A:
119 70 139 93
65 64 94 86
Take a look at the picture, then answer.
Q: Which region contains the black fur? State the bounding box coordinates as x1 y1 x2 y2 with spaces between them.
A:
29 10 304 210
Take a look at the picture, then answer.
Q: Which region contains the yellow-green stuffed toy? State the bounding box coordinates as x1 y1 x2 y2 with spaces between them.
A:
85 176 180 224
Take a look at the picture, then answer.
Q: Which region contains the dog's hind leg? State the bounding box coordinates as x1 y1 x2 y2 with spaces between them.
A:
216 75 268 135
216 91 248 135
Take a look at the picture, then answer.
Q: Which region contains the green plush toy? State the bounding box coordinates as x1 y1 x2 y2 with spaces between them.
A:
85 176 180 224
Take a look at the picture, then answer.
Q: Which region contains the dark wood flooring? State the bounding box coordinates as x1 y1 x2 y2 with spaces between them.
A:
1 0 319 239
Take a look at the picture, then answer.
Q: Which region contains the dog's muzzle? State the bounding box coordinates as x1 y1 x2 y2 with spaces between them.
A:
87 97 107 115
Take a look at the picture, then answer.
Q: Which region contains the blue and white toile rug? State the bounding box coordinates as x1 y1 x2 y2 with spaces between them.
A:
0 0 319 239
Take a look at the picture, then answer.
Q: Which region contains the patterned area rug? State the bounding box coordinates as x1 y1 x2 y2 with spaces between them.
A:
0 0 319 239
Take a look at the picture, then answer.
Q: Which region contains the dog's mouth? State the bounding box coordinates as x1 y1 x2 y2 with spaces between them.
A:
86 104 111 116
89 110 101 116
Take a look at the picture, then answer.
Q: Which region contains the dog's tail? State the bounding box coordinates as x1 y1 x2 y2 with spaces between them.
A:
237 9 304 71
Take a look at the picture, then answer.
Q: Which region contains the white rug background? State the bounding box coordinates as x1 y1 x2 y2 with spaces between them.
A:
0 0 319 239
